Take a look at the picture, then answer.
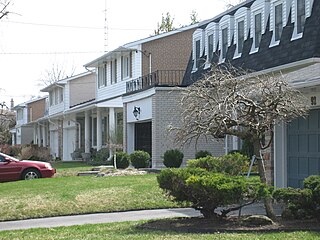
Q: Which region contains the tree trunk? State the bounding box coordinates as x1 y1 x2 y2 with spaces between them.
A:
253 140 276 220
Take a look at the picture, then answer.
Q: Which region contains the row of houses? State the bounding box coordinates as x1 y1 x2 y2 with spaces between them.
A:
10 0 320 188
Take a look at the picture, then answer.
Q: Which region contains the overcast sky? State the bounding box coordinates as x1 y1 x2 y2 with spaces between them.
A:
0 0 229 107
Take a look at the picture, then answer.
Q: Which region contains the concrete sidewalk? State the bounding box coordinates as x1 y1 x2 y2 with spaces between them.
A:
0 203 282 231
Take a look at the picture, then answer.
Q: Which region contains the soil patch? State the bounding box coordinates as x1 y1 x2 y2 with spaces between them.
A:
138 216 320 233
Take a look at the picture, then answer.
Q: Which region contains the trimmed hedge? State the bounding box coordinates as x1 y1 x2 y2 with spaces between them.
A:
130 150 150 168
163 149 184 168
157 168 268 218
114 151 130 169
273 175 320 220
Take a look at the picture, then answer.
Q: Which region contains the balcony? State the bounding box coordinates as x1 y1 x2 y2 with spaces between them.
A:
126 70 185 93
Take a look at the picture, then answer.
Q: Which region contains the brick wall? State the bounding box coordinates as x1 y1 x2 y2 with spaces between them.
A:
152 87 225 168
28 98 46 122
141 29 195 76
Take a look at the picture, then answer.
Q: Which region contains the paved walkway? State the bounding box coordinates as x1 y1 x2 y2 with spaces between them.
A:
0 203 283 231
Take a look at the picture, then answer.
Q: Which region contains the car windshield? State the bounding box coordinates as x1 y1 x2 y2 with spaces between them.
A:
0 152 20 161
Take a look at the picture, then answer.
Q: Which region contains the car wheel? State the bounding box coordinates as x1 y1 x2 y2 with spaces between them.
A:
22 169 41 180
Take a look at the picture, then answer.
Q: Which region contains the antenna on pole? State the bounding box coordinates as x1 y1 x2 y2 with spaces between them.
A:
104 0 108 52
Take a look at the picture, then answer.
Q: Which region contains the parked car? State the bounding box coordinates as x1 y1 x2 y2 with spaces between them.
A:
0 152 56 182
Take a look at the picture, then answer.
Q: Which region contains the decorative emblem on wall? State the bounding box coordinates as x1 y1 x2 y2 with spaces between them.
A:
133 106 141 120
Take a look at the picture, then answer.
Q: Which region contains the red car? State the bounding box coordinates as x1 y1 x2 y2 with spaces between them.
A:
0 152 56 182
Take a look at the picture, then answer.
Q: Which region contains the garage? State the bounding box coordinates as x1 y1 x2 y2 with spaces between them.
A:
287 109 320 188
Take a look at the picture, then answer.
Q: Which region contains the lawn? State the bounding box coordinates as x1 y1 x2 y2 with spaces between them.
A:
0 221 319 240
0 166 183 221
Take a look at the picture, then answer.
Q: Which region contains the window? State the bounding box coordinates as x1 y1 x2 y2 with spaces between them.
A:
195 39 201 68
237 20 245 54
233 7 250 59
98 64 106 88
54 89 58 105
17 110 23 121
208 34 214 61
221 27 228 59
254 13 262 49
274 4 283 41
49 92 54 106
192 29 204 71
121 53 131 80
297 0 306 34
111 60 117 84
59 88 63 103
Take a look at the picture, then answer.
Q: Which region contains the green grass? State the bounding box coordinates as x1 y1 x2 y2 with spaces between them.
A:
0 221 319 240
0 174 183 221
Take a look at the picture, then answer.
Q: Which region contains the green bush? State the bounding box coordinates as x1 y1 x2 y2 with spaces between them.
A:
114 151 130 169
94 148 110 162
130 150 150 168
20 145 51 161
195 150 212 159
187 152 248 176
163 149 184 168
273 175 320 220
157 168 268 218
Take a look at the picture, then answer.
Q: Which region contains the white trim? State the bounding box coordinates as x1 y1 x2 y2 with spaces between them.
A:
250 0 270 54
233 7 250 59
291 0 313 41
192 29 205 72
218 15 234 62
269 0 291 48
204 22 219 69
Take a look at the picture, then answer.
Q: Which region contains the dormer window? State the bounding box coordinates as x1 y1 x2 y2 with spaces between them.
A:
218 15 234 62
297 0 306 34
250 0 270 54
291 0 314 40
204 22 218 68
111 60 117 84
221 27 228 59
192 29 205 71
275 4 283 41
270 0 290 47
233 7 250 59
254 13 262 49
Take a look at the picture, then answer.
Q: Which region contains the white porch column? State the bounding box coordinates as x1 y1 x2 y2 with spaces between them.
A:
37 125 41 146
42 125 47 147
33 125 37 144
109 107 116 157
85 111 90 153
11 133 15 146
97 108 102 151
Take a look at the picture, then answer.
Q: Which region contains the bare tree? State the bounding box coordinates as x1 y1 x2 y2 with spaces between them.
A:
173 64 309 219
39 63 76 87
0 102 15 144
0 0 11 20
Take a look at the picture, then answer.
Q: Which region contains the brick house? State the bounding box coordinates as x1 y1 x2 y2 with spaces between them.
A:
183 0 319 188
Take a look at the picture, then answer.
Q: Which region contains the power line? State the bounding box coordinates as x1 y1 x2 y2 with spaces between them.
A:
0 51 104 55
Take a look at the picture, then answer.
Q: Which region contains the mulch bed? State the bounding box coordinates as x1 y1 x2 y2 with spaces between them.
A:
138 216 320 233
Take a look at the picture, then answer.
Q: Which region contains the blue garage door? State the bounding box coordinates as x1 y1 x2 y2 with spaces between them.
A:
287 109 320 188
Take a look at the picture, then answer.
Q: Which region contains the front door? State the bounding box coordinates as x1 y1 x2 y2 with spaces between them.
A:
135 122 152 156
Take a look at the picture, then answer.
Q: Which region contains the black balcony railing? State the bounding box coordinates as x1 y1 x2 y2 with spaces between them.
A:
126 70 185 93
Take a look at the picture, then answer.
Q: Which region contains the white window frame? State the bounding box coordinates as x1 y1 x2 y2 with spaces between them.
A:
291 0 313 40
204 22 219 69
250 0 270 54
233 7 250 59
269 0 290 47
192 29 205 72
59 87 63 103
111 59 117 84
98 64 107 88
121 53 132 81
218 15 234 63
49 91 54 106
